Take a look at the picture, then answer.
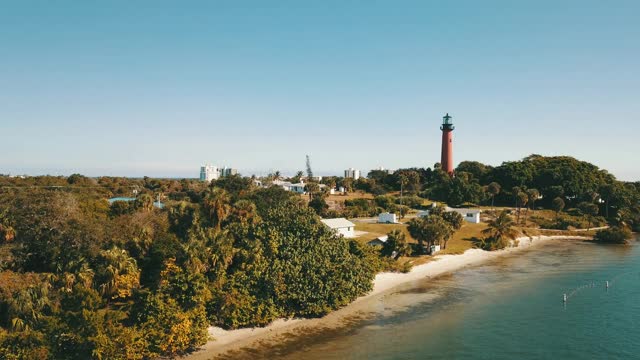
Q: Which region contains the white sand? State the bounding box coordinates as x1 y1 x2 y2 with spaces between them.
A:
185 235 589 359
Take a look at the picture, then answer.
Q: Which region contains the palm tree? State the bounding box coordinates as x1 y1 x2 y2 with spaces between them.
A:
98 247 140 301
551 197 565 219
0 224 15 242
204 187 231 230
230 199 260 225
527 189 539 211
525 189 539 225
382 229 412 258
399 174 409 206
578 202 599 231
487 182 501 208
516 192 528 225
408 215 453 253
482 210 518 249
305 181 320 200
136 193 154 212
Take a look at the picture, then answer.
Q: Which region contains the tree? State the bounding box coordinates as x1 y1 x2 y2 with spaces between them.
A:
481 210 518 250
511 186 521 207
551 197 565 219
397 205 410 219
577 202 599 230
593 226 632 244
308 197 328 216
398 174 409 206
0 224 15 242
381 229 412 258
487 182 501 207
527 189 540 211
135 194 154 212
441 211 464 230
408 215 454 252
228 200 260 227
455 161 490 180
203 188 231 230
525 188 539 225
96 247 140 301
342 178 354 193
598 183 617 219
516 192 528 225
304 182 320 200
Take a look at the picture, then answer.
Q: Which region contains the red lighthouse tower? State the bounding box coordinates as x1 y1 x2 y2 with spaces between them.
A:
440 113 454 175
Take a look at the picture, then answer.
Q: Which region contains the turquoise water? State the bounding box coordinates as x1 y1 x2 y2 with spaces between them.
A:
229 238 640 359
107 197 136 203
107 197 165 209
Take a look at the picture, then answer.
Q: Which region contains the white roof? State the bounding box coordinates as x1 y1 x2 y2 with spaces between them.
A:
321 218 355 229
376 235 389 243
449 208 482 214
272 180 292 186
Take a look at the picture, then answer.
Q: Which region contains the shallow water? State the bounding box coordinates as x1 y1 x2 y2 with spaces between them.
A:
224 237 640 359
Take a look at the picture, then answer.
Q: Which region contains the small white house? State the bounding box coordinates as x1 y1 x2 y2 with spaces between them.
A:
367 235 388 247
289 182 306 194
454 209 481 224
321 218 356 238
378 213 398 224
417 206 482 224
429 244 441 254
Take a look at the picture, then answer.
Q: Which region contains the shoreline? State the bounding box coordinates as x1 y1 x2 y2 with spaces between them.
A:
184 234 589 359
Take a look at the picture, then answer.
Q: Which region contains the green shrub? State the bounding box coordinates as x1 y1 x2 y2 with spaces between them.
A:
593 227 632 244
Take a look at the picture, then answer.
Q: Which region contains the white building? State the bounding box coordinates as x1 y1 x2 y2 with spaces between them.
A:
367 235 388 247
429 244 441 254
454 209 481 224
321 218 356 238
200 165 238 182
289 182 306 194
378 212 398 224
344 168 361 180
272 179 305 194
220 167 238 177
200 165 219 182
417 206 482 224
375 166 395 175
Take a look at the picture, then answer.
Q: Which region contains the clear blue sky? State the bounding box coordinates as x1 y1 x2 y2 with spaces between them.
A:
2 1 639 180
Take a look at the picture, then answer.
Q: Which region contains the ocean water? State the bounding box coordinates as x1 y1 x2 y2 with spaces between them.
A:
235 237 640 360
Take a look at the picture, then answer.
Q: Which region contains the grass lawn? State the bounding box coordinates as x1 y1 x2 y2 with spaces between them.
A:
354 222 410 243
354 220 486 255
440 222 487 255
325 191 374 202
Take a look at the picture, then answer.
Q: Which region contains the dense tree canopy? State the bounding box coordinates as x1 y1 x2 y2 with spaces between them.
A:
0 176 376 359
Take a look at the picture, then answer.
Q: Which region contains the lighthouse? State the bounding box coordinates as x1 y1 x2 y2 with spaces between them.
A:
440 113 454 175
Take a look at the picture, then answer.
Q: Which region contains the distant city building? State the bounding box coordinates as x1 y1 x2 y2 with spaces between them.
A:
200 165 238 182
375 166 395 175
200 165 219 182
220 166 238 177
344 168 361 180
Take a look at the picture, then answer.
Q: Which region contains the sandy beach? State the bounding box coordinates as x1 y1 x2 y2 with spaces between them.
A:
184 234 589 360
